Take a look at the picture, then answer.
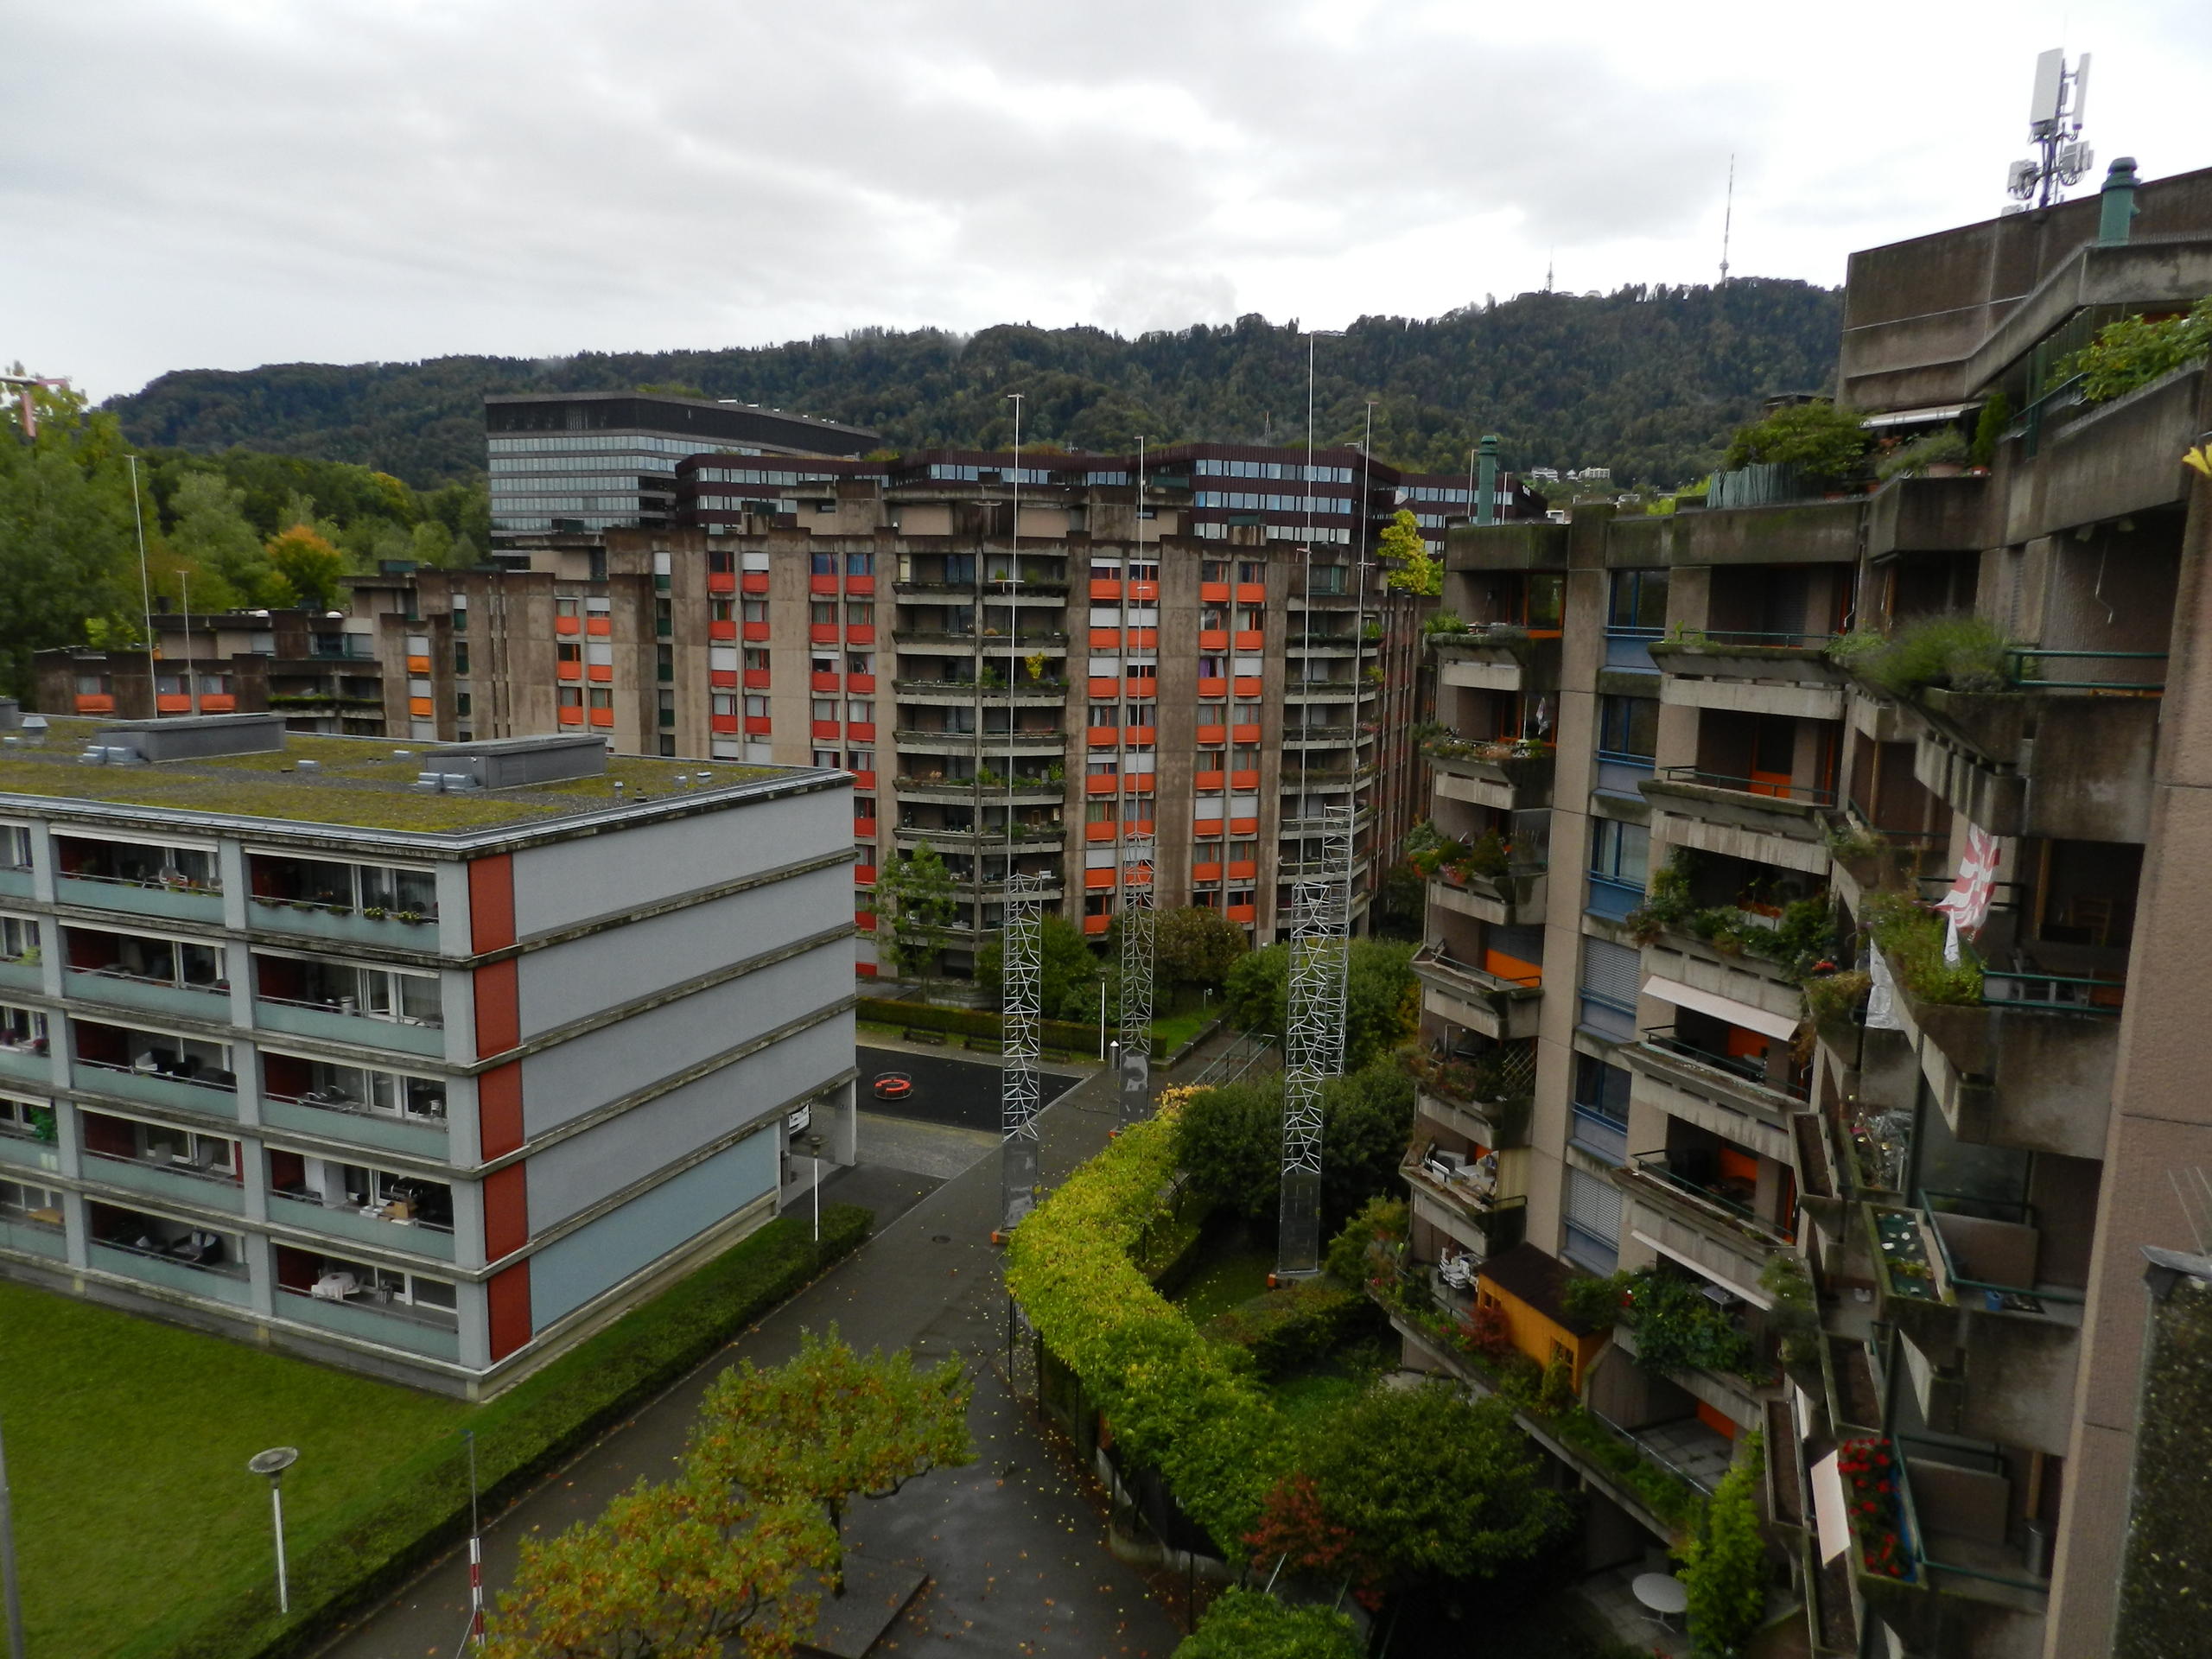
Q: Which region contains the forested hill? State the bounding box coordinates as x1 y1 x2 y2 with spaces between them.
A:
106 278 1841 492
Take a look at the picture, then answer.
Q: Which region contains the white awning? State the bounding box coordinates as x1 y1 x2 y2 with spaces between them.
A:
1642 974 1799 1041
1811 1449 1852 1565
1860 401 1981 429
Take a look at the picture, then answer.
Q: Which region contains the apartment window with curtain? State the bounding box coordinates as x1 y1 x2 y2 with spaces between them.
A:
1586 817 1649 921
1605 568 1669 670
1595 693 1659 798
1570 1052 1631 1166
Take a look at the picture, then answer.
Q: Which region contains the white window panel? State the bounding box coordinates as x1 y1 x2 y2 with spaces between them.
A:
1230 795 1261 816
1087 607 1122 627
1127 607 1160 626
711 738 744 760
409 721 436 741
1087 657 1119 677
743 741 773 763
586 644 613 666
1234 657 1264 676
1127 753 1155 773
652 551 671 575
1085 849 1118 869
408 680 433 698
405 635 429 654
741 551 770 571
585 596 612 614
709 646 739 671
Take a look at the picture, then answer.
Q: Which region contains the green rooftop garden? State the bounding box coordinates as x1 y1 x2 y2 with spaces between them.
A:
0 720 786 836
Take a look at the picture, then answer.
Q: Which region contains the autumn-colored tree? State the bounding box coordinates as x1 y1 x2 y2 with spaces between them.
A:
1244 1471 1364 1586
265 523 346 609
484 1470 835 1659
1380 509 1440 595
690 1329 973 1595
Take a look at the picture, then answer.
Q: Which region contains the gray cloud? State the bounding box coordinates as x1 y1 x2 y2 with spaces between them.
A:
3 0 2205 397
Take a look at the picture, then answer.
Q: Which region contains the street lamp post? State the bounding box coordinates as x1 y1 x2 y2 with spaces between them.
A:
247 1447 300 1615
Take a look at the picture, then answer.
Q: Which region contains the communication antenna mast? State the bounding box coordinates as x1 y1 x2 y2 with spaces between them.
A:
999 870 1046 1230
1 372 70 440
1719 154 1735 288
1277 802 1354 1276
2004 48 2093 213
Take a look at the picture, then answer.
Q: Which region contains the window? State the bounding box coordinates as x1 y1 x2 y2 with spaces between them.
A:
1563 1167 1623 1272
1308 564 1347 594
1578 938 1642 1043
1086 801 1116 824
1203 560 1230 582
1238 561 1265 584
847 601 874 626
815 748 842 769
710 598 735 624
810 602 836 627
743 648 770 672
588 688 613 710
712 693 738 717
0 917 38 963
1236 607 1264 632
811 551 836 575
812 699 837 722
557 640 582 665
744 696 770 718
558 686 582 709
810 653 838 677
1089 703 1121 727
556 598 580 621
847 748 874 772
846 700 873 724
1199 607 1226 631
1596 695 1658 760
1588 818 1649 887
1234 701 1262 724
846 550 873 575
847 652 874 676
1198 657 1225 679
455 692 473 718
1608 569 1669 633
741 599 767 624
656 645 673 683
453 643 469 675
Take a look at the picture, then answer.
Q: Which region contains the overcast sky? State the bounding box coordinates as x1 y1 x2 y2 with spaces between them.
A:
9 0 2209 402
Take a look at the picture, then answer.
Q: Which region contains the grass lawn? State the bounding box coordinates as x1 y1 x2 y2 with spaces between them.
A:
1 1279 466 1658
1170 1234 1276 1324
1 1205 870 1659
1149 1007 1215 1057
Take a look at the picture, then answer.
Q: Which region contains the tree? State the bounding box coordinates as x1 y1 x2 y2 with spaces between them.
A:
0 383 137 697
1318 1063 1414 1228
874 842 957 992
166 468 287 608
1152 905 1249 994
1175 1077 1284 1224
486 1471 835 1659
1379 508 1439 594
1295 1381 1567 1592
1173 1587 1362 1659
690 1329 973 1597
265 523 346 609
974 912 1102 1021
1223 940 1417 1071
1680 1433 1768 1659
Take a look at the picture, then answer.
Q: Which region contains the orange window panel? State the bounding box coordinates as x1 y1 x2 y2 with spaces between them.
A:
1228 860 1257 880
1090 628 1121 650
709 668 740 689
1230 817 1259 836
811 671 841 693
845 575 875 596
846 625 874 645
1090 578 1122 600
810 575 838 595
1227 904 1256 924
744 716 772 734
1483 949 1542 987
741 669 768 689
850 770 876 791
1234 677 1263 697
1196 724 1227 745
1084 775 1119 796
406 655 431 674
1194 818 1224 839
1232 723 1262 744
588 708 614 728
849 673 875 693
557 662 582 682
711 715 740 734
1192 861 1224 882
556 707 583 727
1195 770 1226 791
1234 630 1264 651
1085 821 1117 842
1083 914 1110 935
1084 868 1116 890
810 624 839 645
1128 581 1159 601
710 620 738 640
1122 776 1154 795
555 617 581 635
1198 629 1230 651
1235 582 1266 603
1197 677 1229 699
1199 582 1230 603
1088 677 1120 699
708 572 736 594
741 573 769 594
1128 725 1156 745
811 720 840 741
588 665 612 683
848 721 876 741
586 618 611 637
409 696 434 717
1128 629 1158 650
855 910 878 931
1088 727 1118 747
1230 769 1259 790
155 694 191 713
74 694 114 714
854 865 877 885
742 621 771 642
199 694 235 712
1125 817 1154 838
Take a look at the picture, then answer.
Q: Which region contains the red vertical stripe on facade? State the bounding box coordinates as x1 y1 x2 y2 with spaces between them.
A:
487 1262 531 1361
479 1062 524 1159
467 854 516 951
483 1163 530 1261
474 959 519 1058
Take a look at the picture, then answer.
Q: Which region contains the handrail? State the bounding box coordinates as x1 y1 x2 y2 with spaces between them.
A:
1414 944 1541 992
1628 1151 1796 1243
1637 1030 1774 1090
2001 646 2167 692
1659 629 1840 651
1654 766 1837 807
77 1057 234 1093
1915 1192 2087 1308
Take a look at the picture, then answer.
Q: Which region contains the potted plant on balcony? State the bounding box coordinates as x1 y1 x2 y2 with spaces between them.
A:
361 906 387 921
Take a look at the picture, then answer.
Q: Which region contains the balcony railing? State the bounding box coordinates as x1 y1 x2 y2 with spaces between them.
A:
1653 766 1837 807
1638 1029 1808 1101
1570 1104 1630 1165
1626 1151 1796 1245
2002 647 2166 692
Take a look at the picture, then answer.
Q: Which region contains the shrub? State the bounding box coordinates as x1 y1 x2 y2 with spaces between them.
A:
1205 1281 1375 1378
1969 392 2012 467
1560 1269 1631 1333
1423 609 1469 637
1875 429 1968 480
2061 296 2212 404
1802 969 1872 1031
1679 1433 1768 1659
1827 611 2012 696
1325 1196 1406 1292
1619 1270 1759 1380
1174 1589 1362 1659
1862 890 1982 1005
1721 401 1872 483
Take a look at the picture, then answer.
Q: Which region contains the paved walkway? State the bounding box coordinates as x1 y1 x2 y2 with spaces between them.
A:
316 1061 1178 1659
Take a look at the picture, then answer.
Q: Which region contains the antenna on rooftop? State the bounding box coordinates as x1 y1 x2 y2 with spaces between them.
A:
1719 154 1735 288
2003 48 2093 213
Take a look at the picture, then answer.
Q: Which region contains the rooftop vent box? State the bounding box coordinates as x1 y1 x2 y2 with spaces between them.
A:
0 699 19 731
95 712 286 763
420 733 607 791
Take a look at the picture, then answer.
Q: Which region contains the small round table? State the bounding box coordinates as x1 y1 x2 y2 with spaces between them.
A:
1632 1571 1689 1630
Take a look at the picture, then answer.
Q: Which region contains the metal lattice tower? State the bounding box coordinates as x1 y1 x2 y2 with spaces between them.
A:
999 870 1046 1230
1278 803 1355 1275
1117 834 1156 1125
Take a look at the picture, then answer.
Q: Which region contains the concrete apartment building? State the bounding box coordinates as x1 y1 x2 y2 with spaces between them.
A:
363 438 1543 969
0 712 855 1395
1391 159 2212 1657
37 607 388 736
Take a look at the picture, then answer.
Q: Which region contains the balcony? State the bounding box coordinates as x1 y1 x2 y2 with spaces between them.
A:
79 1111 245 1215
0 1019 54 1088
1430 626 1558 695
1649 634 1847 722
1624 1033 1803 1148
893 728 1067 755
1909 673 2162 843
1407 1047 1535 1149
63 965 232 1025
261 1056 448 1156
1616 1150 1795 1288
1640 767 1834 876
1412 944 1541 1042
1637 925 1805 1030
892 677 1068 705
892 822 1064 850
893 773 1064 802
86 1204 250 1306
276 1267 461 1360
1422 738 1554 812
1427 866 1545 928
268 1188 456 1262
249 853 442 950
1402 1146 1528 1255
54 872 225 927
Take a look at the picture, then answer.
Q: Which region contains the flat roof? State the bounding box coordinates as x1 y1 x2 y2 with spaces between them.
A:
0 719 840 850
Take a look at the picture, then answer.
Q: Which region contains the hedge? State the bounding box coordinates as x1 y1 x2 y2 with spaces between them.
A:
1003 1096 1290 1551
1174 1588 1363 1658
1205 1282 1374 1380
131 1205 873 1659
858 996 1110 1055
